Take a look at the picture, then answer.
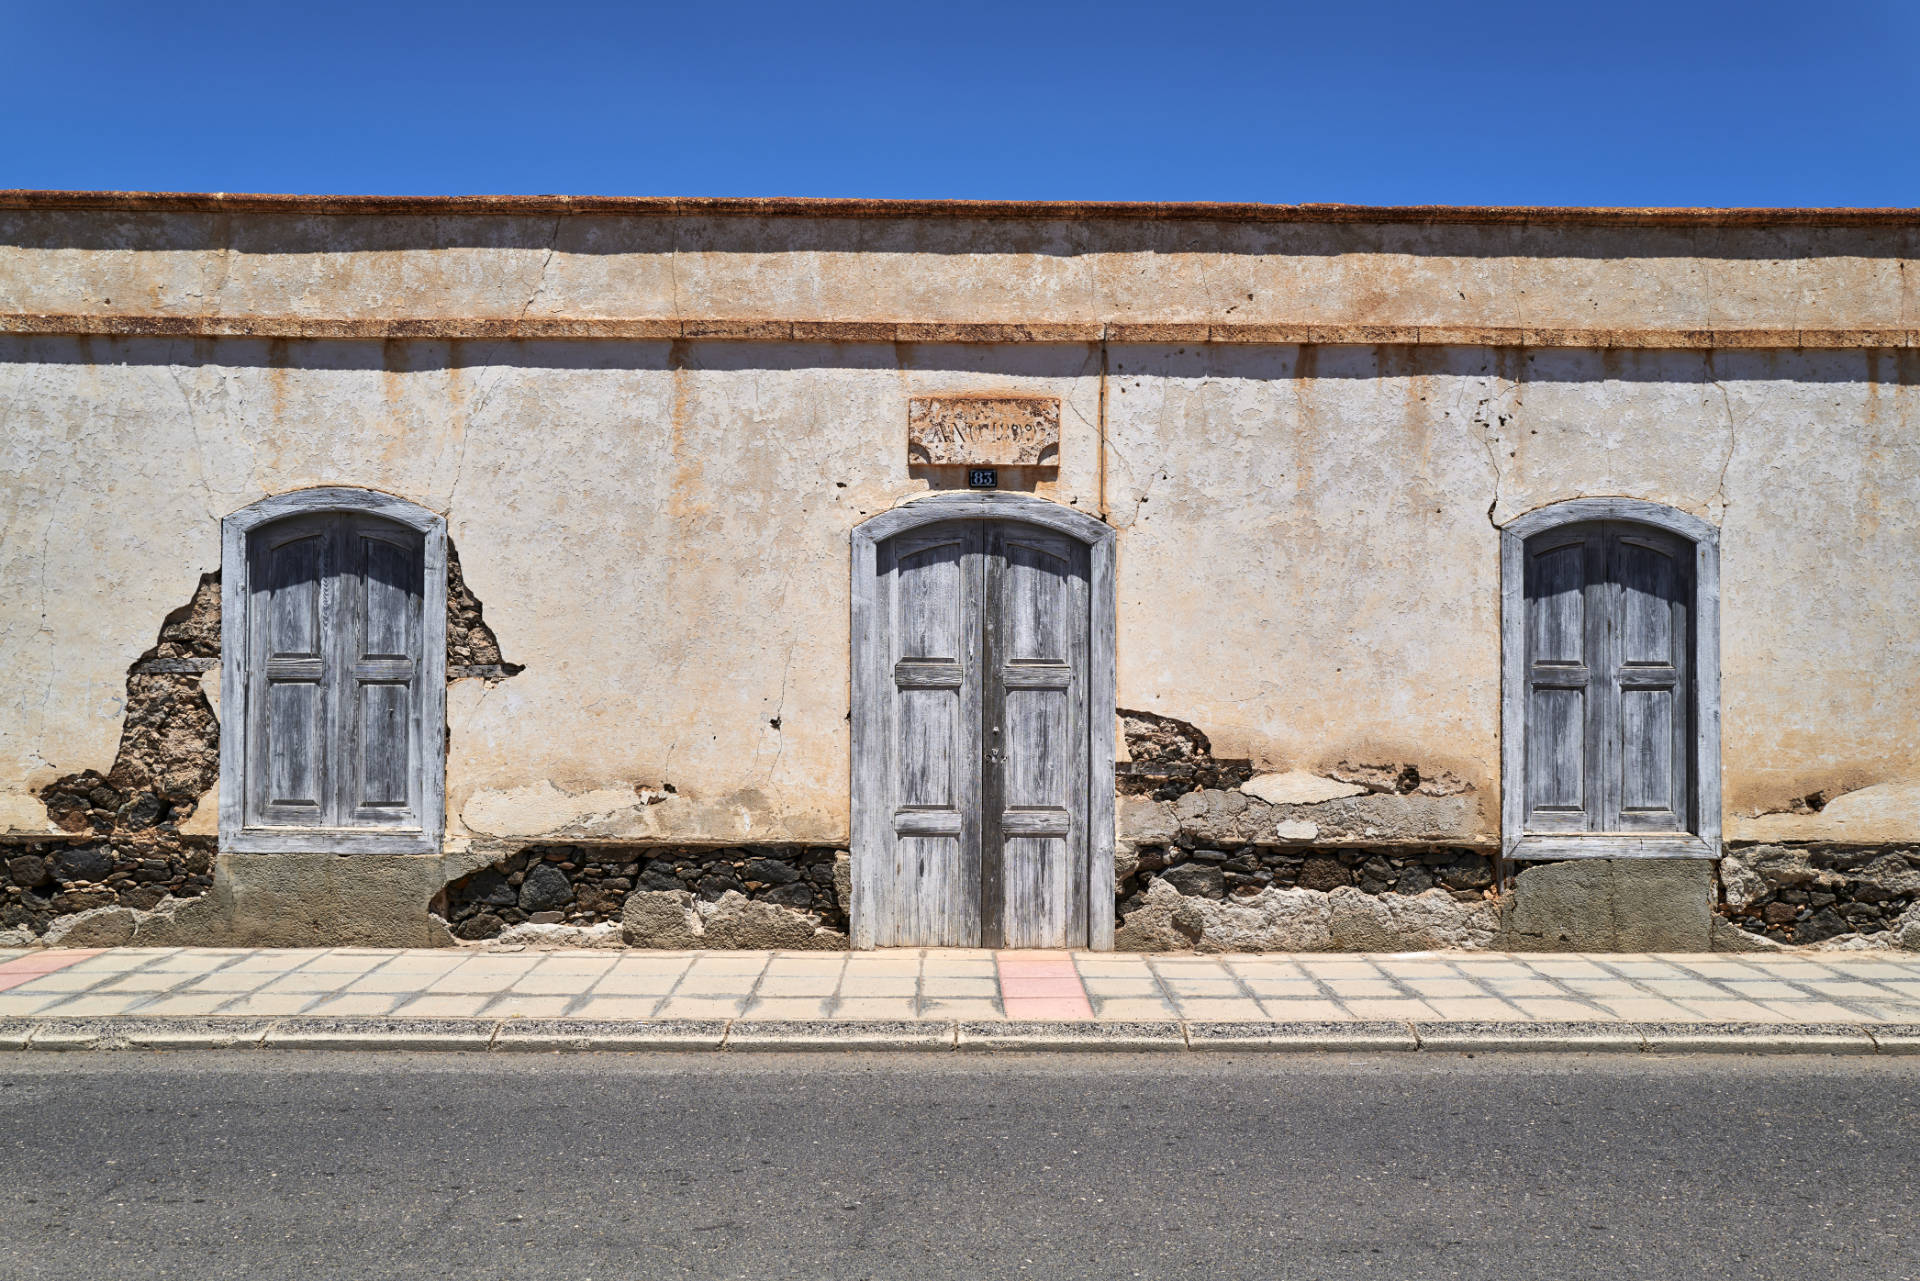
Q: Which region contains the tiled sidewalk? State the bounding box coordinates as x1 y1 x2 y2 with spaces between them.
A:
2 947 1919 1025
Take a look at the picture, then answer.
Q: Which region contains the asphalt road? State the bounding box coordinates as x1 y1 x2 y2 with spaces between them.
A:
0 1052 1914 1281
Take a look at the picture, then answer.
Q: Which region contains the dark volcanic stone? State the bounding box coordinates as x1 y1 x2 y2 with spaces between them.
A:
743 857 801 885
454 912 504 940
466 869 518 908
1297 856 1352 892
52 846 115 884
517 863 574 913
6 855 50 887
1158 863 1226 899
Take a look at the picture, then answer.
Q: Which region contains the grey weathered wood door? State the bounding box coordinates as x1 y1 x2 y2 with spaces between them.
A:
1522 520 1692 834
865 517 1092 947
245 512 427 833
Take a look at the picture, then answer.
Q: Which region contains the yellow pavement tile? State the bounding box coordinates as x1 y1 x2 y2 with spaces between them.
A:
293 953 393 973
1761 1001 1870 1022
1425 998 1534 1021
830 997 923 1020
1325 979 1402 998
1405 979 1485 999
1340 998 1441 1020
97 973 192 993
762 958 847 975
683 956 771 975
304 994 406 1016
837 976 917 997
130 993 239 1016
1257 999 1353 1021
483 996 576 1018
258 974 362 994
756 976 843 997
592 971 685 996
1593 998 1703 1021
654 997 750 1019
1091 998 1178 1020
1675 999 1795 1021
1171 999 1268 1022
1298 961 1385 979
214 994 322 1016
1241 979 1323 1000
1486 978 1562 997
179 972 277 993
393 994 493 1017
1511 998 1611 1020
38 994 155 1016
570 997 663 1019
921 998 1004 1019
509 971 609 996
343 971 447 994
10 970 115 992
1159 979 1243 998
743 998 834 1020
0 993 73 1015
1852 1001 1920 1021
426 963 544 993
1078 978 1162 998
919 978 998 998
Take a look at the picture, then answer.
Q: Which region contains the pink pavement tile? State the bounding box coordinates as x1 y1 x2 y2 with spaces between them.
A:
1002 996 1094 1020
0 950 100 991
999 977 1087 998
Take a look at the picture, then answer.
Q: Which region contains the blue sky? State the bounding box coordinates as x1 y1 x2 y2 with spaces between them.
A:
3 0 1915 205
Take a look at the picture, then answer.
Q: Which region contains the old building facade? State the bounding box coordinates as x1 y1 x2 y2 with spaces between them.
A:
1 192 1915 953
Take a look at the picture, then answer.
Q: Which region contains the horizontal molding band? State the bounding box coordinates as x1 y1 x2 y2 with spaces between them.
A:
4 190 1920 227
3 312 1915 349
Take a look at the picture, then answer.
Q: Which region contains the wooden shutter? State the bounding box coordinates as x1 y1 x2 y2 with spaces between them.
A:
1605 525 1691 831
984 524 1089 949
874 521 984 947
1523 519 1692 836
247 518 332 827
1522 525 1602 832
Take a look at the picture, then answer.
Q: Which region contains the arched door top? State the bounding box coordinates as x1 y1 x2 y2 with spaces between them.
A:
224 486 444 537
853 492 1114 551
1502 497 1718 546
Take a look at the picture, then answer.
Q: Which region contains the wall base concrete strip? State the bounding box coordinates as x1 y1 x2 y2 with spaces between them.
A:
955 1021 1187 1052
491 1019 726 1052
1185 1021 1418 1052
1636 1023 1878 1055
725 1020 955 1051
1863 1024 1920 1055
262 1018 499 1051
26 1017 272 1050
1413 1021 1647 1053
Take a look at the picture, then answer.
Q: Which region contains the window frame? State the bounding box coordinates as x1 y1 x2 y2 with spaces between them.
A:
219 487 448 855
1499 497 1721 862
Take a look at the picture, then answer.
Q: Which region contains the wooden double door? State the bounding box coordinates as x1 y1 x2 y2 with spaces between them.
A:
862 517 1093 948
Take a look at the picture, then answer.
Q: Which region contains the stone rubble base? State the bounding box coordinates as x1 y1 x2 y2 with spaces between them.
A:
2 1016 1916 1055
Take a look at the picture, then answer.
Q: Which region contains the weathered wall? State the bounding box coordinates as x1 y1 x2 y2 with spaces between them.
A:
1 202 1916 948
2 337 1916 851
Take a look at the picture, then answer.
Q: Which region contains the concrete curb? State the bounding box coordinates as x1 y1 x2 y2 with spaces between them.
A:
3 1016 1918 1055
1185 1021 1418 1052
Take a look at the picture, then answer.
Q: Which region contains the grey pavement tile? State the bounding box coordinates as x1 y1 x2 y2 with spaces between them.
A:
726 1020 954 1051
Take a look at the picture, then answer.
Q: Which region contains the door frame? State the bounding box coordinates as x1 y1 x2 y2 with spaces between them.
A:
1499 497 1720 862
850 492 1116 949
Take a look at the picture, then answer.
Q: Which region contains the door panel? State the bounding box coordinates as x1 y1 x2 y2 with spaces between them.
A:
1522 530 1601 832
340 524 423 826
1606 527 1690 831
985 525 1089 949
250 523 330 826
874 523 983 948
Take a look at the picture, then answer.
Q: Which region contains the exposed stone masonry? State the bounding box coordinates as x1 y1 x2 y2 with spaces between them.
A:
439 844 847 941
1720 844 1920 946
1116 710 1252 799
446 542 522 682
1121 845 1496 914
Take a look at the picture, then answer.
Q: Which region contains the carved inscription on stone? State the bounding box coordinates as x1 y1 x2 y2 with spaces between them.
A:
907 396 1061 467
